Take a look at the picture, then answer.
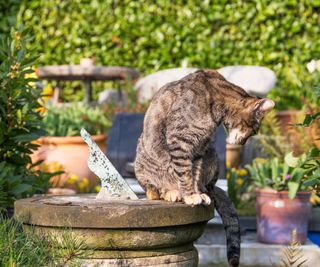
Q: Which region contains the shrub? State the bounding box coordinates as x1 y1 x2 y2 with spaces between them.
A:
0 28 52 208
12 0 320 109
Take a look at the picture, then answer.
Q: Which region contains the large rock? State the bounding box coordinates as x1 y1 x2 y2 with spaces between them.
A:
135 68 198 102
217 66 276 97
134 66 276 103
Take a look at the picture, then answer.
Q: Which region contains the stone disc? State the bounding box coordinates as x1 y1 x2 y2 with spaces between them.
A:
15 195 214 228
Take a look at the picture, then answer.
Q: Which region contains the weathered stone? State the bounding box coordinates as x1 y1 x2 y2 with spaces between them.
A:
23 223 206 250
15 195 214 228
98 89 128 107
217 66 276 97
134 68 198 102
15 195 214 267
80 249 198 267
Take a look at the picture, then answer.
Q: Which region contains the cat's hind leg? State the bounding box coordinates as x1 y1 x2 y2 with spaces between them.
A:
146 184 160 200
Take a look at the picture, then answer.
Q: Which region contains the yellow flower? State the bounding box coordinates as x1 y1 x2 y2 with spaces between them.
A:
82 178 89 186
237 169 248 177
25 67 37 87
67 174 78 185
236 178 244 187
95 185 101 192
42 164 50 172
226 161 231 168
78 178 89 190
226 173 231 180
36 103 46 114
53 161 63 172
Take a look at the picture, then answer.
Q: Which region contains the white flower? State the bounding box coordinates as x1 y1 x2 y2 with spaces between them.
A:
307 59 320 73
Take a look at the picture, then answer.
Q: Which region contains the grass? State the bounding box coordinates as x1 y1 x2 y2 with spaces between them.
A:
0 216 89 267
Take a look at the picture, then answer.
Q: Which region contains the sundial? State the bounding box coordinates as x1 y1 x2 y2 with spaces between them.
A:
80 128 138 200
15 128 214 267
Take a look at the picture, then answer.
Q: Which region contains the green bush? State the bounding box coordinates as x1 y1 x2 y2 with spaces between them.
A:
0 0 22 38
7 0 319 109
43 104 111 137
0 28 53 208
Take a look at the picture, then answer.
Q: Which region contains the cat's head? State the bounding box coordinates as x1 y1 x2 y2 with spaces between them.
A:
224 98 275 145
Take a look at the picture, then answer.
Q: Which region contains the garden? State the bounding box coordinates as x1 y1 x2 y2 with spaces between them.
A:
0 1 320 267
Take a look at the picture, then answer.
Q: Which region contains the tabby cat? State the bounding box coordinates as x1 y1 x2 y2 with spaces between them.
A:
134 70 274 267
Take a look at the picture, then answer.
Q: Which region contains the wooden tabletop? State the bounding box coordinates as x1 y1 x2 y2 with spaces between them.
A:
36 65 139 81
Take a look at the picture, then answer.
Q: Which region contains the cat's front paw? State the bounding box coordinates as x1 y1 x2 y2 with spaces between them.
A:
183 194 203 206
163 190 182 202
200 193 211 206
183 193 211 206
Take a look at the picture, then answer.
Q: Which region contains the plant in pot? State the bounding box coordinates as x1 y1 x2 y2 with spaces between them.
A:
33 104 111 191
226 164 256 216
246 147 320 245
0 29 56 216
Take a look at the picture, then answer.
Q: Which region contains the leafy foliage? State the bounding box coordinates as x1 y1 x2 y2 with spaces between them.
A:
0 216 88 267
0 28 54 208
246 147 320 199
0 0 22 38
12 0 320 109
43 104 111 136
226 166 256 216
258 110 291 158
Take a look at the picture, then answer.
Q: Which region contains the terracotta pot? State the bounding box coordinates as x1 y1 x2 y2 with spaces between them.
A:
276 110 299 133
226 144 241 168
256 188 311 245
32 135 106 188
309 121 320 149
47 188 77 195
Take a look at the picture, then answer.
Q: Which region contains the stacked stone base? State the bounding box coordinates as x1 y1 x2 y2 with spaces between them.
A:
15 195 214 267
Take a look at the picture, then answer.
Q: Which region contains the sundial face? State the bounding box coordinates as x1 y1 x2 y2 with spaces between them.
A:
80 128 138 200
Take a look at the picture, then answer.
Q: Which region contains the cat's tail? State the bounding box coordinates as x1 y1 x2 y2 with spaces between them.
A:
209 186 240 267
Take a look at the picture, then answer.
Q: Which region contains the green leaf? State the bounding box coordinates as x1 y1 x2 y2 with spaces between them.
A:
12 133 40 142
285 152 299 168
288 181 299 199
303 169 320 187
10 183 32 195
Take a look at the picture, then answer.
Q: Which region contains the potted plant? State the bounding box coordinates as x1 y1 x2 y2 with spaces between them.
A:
32 104 111 190
246 148 320 244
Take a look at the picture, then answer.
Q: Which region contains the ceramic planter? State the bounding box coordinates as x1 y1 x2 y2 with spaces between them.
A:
256 188 311 245
276 110 299 133
32 135 106 188
226 144 241 168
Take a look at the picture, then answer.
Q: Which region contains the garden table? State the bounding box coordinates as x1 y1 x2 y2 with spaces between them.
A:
36 62 139 105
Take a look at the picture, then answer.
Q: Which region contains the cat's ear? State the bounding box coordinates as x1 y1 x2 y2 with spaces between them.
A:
253 98 275 114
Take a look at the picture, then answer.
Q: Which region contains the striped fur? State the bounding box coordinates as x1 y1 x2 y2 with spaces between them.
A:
134 70 274 266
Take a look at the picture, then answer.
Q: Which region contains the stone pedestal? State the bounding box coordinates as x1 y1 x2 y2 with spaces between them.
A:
14 195 214 267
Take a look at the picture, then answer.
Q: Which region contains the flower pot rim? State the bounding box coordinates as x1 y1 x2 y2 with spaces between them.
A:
226 144 242 149
37 134 107 144
276 110 299 115
255 187 311 196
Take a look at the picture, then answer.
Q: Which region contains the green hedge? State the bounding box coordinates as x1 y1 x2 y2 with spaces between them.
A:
10 0 320 109
0 0 22 37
